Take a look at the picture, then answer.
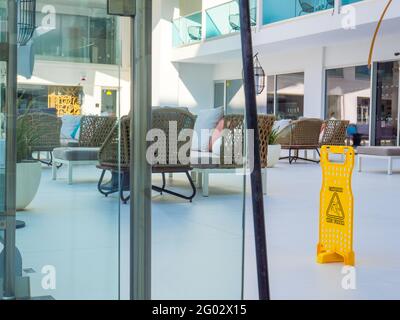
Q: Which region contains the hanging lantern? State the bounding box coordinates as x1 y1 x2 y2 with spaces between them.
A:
254 53 265 95
17 0 36 46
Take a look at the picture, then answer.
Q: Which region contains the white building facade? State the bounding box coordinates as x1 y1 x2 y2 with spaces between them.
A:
152 0 400 146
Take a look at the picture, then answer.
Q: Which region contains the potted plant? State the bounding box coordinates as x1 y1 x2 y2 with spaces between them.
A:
16 110 42 210
267 128 282 168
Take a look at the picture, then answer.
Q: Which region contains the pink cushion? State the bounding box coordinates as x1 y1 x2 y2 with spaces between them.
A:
209 118 224 152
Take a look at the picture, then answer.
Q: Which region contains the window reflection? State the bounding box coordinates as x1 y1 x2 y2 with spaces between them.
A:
326 66 371 146
276 72 304 120
34 10 117 64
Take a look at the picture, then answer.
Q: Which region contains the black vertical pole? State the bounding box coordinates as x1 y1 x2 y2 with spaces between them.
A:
239 0 270 300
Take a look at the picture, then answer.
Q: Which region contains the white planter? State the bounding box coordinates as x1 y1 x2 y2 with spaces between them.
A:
16 161 41 211
267 144 282 168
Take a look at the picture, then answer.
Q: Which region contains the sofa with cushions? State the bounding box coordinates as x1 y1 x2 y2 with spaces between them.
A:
189 107 275 196
53 115 116 184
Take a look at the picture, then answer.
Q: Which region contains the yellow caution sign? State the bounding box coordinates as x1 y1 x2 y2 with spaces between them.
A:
317 146 355 266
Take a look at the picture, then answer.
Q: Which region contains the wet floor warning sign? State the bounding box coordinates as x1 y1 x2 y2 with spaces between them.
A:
317 146 355 266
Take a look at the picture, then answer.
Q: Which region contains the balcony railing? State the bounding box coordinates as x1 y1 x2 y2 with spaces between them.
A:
206 0 257 39
263 0 336 25
342 0 364 4
172 0 366 47
172 12 202 47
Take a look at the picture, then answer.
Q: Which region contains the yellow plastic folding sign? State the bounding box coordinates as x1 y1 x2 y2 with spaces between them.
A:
317 146 355 266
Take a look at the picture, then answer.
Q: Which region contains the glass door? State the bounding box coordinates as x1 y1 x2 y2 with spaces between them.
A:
1 0 126 300
375 61 399 146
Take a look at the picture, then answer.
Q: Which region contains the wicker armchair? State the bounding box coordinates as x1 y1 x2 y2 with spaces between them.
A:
97 108 197 203
277 118 324 164
320 120 349 147
18 112 62 165
77 116 117 147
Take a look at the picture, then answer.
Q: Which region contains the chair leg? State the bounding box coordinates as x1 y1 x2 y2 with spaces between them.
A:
160 173 166 194
191 171 197 184
357 156 362 173
262 169 267 196
388 157 393 175
68 163 73 185
120 172 131 204
196 171 203 189
97 169 119 197
202 172 209 197
152 171 196 202
52 160 57 180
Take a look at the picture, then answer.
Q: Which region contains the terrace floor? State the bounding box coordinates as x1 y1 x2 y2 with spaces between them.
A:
11 154 400 300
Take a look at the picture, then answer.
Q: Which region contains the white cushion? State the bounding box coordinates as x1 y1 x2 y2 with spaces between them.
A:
190 150 220 165
273 119 291 134
191 107 224 152
211 136 222 156
61 115 82 139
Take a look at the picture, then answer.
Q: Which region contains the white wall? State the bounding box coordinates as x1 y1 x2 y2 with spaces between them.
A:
153 0 215 111
177 63 214 110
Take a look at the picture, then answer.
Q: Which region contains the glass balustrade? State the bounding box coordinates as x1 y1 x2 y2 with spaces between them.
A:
206 0 257 40
172 0 366 47
263 0 335 25
342 0 365 5
172 12 202 47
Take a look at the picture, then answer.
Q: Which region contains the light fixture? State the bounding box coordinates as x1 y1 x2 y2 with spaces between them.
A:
253 53 265 95
17 0 36 46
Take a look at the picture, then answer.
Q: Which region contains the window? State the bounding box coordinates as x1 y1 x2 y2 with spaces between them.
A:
276 73 304 120
226 79 245 114
326 65 371 145
213 82 225 109
34 13 117 65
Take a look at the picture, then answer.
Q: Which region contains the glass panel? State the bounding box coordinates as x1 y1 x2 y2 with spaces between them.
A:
0 61 4 212
263 0 334 25
206 0 256 39
34 5 118 64
14 0 123 299
375 61 399 146
276 72 304 120
0 0 5 212
326 66 371 146
172 12 202 47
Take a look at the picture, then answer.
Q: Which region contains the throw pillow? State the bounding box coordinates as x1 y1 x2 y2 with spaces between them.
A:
209 118 224 152
191 107 224 152
71 123 81 140
61 115 82 139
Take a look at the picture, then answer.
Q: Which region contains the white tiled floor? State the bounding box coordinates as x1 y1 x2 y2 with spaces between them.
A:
11 155 400 300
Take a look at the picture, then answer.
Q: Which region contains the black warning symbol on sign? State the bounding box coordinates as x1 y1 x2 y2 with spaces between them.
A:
326 192 345 225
